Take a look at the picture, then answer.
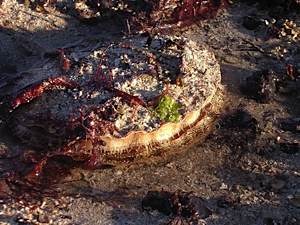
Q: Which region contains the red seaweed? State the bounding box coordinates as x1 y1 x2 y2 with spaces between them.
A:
172 0 228 24
24 157 48 183
93 63 113 88
286 64 299 80
72 0 228 31
11 76 78 110
145 0 228 29
58 48 71 74
111 88 147 107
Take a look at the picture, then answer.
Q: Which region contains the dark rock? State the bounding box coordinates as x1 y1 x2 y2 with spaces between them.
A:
217 195 236 208
220 110 257 130
142 190 212 219
0 63 17 74
187 195 212 219
289 193 300 208
279 143 299 154
242 16 262 30
142 191 173 215
263 217 277 225
268 6 285 19
278 80 300 95
278 118 300 133
217 110 259 154
240 0 299 11
0 48 17 74
241 70 279 103
270 177 286 191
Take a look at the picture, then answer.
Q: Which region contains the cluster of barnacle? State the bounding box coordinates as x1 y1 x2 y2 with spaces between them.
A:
20 0 56 11
266 18 299 42
278 20 299 41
